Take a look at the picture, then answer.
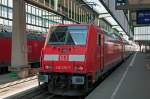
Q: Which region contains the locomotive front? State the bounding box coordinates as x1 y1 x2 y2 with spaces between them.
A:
38 25 89 96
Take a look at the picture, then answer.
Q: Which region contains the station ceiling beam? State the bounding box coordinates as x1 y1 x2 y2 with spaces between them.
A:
99 13 111 18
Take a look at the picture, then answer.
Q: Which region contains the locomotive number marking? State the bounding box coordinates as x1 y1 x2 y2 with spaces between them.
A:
55 66 71 70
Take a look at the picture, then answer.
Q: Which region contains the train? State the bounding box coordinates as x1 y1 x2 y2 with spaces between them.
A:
0 30 45 73
38 24 134 96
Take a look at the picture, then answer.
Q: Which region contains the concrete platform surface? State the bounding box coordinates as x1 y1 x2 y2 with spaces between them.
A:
86 52 150 99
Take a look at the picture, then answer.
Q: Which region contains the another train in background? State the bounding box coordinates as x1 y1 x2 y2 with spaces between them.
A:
0 29 45 73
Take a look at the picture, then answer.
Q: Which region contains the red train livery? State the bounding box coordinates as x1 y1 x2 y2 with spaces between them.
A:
0 31 45 73
39 24 131 96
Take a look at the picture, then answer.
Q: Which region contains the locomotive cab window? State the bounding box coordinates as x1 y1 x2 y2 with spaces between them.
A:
48 26 88 45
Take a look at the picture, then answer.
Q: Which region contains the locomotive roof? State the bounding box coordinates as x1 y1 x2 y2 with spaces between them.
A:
0 31 45 40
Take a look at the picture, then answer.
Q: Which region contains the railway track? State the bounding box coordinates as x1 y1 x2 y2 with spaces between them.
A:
8 87 84 99
11 87 85 99
6 84 85 99
0 75 84 99
0 76 37 93
10 85 49 99
0 76 39 99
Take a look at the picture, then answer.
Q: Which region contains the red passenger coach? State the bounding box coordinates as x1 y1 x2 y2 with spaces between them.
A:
39 24 125 96
0 31 45 73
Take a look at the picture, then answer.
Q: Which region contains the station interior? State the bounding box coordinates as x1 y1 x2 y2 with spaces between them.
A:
0 0 150 99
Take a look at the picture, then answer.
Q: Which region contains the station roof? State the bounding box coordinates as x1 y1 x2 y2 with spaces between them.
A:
84 0 124 34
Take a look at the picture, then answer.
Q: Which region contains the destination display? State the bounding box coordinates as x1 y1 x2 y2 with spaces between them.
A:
137 10 150 24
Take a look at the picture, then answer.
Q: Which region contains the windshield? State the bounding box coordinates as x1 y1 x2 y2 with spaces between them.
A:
48 26 88 45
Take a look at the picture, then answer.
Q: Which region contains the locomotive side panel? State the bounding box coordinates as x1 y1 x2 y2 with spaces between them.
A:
85 25 105 82
85 25 98 75
103 32 124 72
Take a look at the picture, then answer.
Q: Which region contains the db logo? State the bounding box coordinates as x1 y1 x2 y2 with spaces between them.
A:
59 55 68 61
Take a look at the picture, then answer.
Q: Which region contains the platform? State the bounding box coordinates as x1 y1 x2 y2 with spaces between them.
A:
86 52 150 99
0 74 18 85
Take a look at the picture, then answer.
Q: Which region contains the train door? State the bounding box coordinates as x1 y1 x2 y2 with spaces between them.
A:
97 33 101 74
97 31 104 72
100 32 104 71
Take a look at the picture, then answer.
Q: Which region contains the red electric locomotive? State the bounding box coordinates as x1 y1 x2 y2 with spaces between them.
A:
39 24 125 96
0 31 45 73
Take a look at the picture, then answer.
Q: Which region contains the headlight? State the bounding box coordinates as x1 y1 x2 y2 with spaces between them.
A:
45 65 53 70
